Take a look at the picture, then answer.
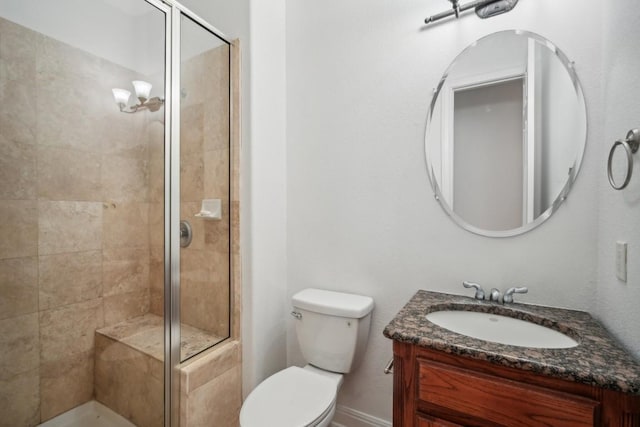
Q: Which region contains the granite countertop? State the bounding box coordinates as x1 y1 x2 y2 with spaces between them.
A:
383 290 640 395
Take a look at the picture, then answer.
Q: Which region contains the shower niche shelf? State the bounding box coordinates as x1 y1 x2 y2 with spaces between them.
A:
194 198 222 220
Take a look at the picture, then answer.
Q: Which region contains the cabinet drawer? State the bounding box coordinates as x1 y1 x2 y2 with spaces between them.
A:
417 414 463 427
418 359 599 427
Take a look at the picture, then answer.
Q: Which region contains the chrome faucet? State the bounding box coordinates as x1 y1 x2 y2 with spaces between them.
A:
462 281 485 300
463 282 528 304
503 286 528 304
489 288 502 303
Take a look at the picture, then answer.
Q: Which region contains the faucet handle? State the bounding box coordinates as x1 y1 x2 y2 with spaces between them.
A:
503 286 528 304
463 281 485 300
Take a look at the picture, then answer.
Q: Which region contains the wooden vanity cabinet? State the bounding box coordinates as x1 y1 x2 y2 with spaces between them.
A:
416 414 464 427
393 341 640 427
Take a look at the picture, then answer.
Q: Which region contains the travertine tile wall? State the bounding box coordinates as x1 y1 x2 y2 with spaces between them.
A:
148 44 231 341
148 120 165 316
0 17 156 425
179 341 241 427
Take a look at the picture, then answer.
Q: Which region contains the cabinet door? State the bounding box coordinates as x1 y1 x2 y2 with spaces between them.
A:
418 359 599 427
417 414 463 427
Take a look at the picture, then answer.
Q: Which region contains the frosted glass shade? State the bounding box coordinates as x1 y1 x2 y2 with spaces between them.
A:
132 80 152 101
112 88 131 106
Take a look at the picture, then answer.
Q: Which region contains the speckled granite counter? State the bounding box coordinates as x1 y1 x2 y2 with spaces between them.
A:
383 290 640 395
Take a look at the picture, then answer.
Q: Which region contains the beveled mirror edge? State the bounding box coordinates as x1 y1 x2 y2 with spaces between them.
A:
424 29 588 238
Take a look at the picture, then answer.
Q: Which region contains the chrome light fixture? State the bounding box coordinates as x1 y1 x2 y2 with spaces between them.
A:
425 0 519 25
112 80 164 113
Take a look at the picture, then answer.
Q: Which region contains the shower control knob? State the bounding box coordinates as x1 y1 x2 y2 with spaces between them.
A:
180 220 193 248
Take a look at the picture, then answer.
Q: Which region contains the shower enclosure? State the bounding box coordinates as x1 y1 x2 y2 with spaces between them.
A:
0 0 239 426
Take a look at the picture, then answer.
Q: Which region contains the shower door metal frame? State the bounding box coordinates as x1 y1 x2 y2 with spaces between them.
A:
141 1 233 426
168 4 234 427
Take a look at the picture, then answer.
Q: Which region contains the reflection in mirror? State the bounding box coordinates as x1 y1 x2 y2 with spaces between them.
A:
425 30 587 237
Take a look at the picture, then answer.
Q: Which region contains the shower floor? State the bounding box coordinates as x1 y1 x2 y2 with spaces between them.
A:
38 401 135 427
96 313 223 360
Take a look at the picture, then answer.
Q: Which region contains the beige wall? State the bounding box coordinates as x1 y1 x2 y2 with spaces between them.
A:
0 17 155 425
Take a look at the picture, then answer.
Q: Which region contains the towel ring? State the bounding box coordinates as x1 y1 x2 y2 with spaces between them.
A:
608 128 640 190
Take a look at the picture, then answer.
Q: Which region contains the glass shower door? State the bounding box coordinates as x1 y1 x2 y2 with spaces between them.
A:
177 13 231 362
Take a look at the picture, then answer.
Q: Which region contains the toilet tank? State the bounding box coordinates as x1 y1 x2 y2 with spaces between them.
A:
292 289 374 373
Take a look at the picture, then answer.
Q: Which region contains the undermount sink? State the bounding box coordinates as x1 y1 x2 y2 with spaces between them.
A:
426 310 578 349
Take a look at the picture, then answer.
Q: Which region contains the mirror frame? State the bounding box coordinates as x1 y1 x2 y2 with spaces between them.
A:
424 30 587 238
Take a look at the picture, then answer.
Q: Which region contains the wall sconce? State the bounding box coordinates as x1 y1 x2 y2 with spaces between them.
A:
112 80 164 113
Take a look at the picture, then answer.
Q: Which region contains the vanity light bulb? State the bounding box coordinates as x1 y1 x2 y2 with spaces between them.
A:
132 80 152 102
112 88 131 107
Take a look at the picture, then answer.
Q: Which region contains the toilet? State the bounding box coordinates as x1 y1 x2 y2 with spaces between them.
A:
240 288 375 427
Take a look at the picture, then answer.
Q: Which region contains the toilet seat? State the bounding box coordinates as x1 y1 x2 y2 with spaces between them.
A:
240 366 337 427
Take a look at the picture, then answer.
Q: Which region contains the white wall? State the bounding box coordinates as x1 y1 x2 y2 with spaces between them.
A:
286 0 603 423
243 0 288 395
596 0 640 357
181 1 640 423
0 0 165 76
180 0 289 396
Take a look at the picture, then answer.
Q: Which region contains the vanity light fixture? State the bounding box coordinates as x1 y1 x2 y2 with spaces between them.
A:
425 0 519 25
112 80 164 113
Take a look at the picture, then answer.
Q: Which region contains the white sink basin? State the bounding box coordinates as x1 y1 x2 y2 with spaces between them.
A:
426 310 578 349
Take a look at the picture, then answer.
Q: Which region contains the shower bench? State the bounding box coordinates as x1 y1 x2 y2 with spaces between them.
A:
94 314 222 427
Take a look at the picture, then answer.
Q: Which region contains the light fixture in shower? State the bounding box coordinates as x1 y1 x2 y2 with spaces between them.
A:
112 80 164 113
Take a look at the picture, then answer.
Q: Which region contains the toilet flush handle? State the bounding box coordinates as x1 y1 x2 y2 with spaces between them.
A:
290 311 302 320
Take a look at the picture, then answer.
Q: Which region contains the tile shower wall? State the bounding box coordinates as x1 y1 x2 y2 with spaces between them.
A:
0 17 156 425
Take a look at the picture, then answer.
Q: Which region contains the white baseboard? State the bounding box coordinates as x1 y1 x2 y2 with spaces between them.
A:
331 405 392 427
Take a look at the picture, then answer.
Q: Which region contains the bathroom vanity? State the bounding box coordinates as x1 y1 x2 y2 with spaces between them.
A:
384 291 640 427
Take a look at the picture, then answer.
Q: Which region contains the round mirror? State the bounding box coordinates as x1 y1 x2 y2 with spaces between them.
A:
425 30 587 237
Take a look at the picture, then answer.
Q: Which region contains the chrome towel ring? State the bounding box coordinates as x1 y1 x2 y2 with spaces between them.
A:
608 128 640 190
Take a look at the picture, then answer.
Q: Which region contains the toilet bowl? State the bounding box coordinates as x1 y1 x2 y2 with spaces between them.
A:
239 288 374 427
240 366 342 427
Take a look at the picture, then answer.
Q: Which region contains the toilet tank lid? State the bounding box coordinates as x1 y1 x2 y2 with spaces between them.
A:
292 288 374 318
